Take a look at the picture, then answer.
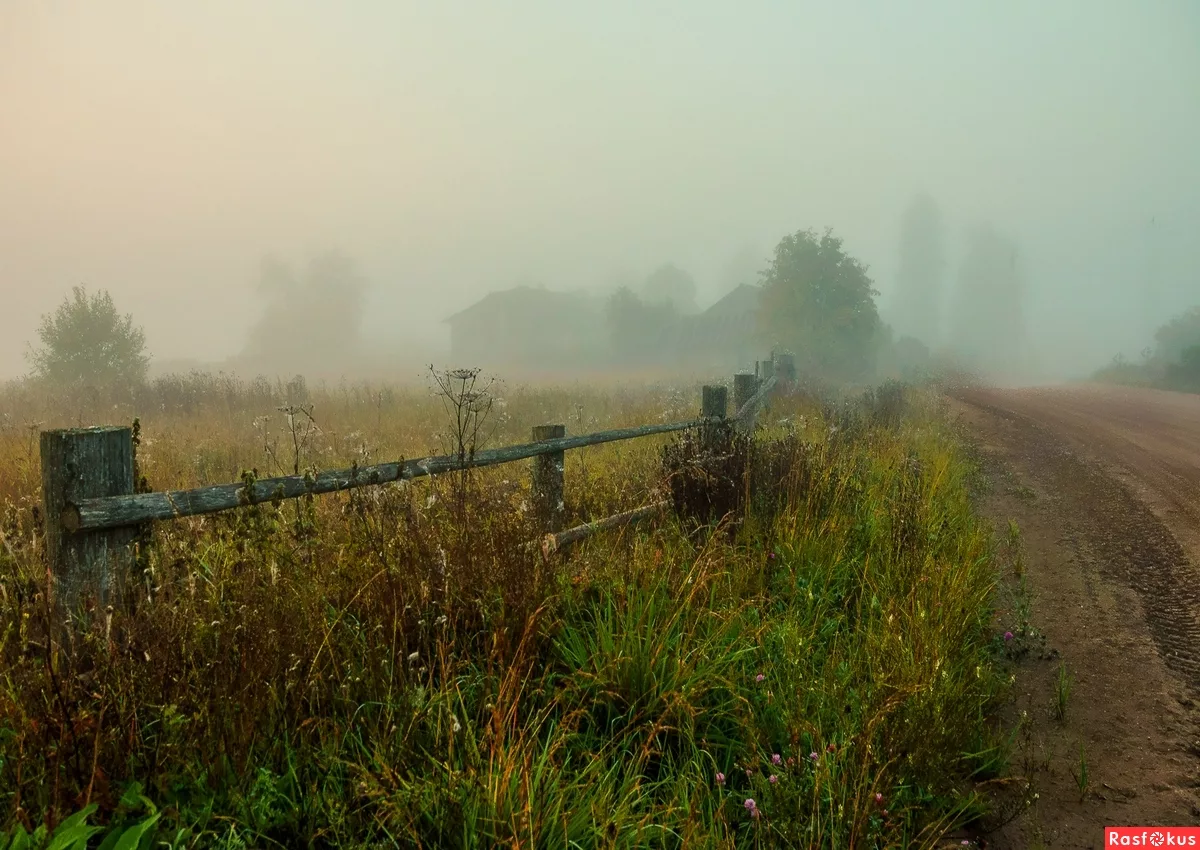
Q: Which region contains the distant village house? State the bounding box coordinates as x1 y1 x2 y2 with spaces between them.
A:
442 286 608 372
443 283 763 373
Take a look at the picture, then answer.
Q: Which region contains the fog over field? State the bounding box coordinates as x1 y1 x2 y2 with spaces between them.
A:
1 2 1197 383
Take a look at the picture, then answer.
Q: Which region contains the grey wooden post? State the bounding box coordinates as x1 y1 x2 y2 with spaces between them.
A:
759 360 775 381
700 385 728 454
530 424 566 533
775 353 796 382
733 372 758 415
701 385 728 419
40 426 137 614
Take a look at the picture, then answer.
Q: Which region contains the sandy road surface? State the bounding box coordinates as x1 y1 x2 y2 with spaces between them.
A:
952 383 1200 844
957 383 1200 687
964 384 1200 556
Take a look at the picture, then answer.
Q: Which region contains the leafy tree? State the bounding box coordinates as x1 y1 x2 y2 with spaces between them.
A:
1166 344 1200 391
604 286 681 365
757 227 881 380
640 263 698 314
27 285 150 387
874 321 933 381
891 193 946 348
1154 306 1200 364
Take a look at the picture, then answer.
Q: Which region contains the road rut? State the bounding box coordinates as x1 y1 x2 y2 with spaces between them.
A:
951 383 1200 843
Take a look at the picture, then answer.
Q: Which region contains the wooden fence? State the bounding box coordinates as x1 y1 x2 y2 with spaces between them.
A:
39 353 795 612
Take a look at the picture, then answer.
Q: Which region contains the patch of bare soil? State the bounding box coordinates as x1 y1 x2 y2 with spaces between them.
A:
949 386 1200 848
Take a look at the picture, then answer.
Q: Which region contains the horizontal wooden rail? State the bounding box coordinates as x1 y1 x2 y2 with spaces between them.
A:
42 353 792 615
538 500 669 557
61 419 706 533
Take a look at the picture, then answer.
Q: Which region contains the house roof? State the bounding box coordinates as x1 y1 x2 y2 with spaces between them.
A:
443 286 597 325
444 283 759 329
699 283 760 320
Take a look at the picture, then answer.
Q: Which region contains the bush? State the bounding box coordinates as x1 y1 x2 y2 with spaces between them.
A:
26 286 149 390
1165 345 1200 392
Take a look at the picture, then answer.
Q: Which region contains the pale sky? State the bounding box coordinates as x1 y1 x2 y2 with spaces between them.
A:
2 1 1198 379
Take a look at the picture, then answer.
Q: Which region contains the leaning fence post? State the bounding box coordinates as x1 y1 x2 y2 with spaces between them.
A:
40 426 137 616
530 424 566 533
733 372 758 415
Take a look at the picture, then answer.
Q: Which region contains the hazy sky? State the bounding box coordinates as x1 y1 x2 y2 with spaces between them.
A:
2 1 1198 380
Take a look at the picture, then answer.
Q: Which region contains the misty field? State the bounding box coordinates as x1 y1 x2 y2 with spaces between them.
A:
0 373 1008 848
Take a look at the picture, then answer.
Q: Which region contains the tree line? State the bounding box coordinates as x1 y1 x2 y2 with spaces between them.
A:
21 198 1039 390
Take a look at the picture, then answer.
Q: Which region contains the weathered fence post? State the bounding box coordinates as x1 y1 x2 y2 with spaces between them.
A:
530 424 566 532
700 384 728 454
701 385 728 419
40 426 137 615
775 353 796 382
733 372 758 415
759 359 775 381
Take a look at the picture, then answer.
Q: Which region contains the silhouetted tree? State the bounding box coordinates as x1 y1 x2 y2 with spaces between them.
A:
757 228 880 380
27 285 150 388
240 251 368 375
1166 344 1200 391
605 286 681 365
641 264 698 314
1154 306 1200 364
948 224 1028 378
892 194 946 347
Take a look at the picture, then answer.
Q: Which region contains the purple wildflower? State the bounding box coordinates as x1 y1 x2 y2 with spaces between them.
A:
744 798 758 818
809 751 819 762
1004 631 1014 642
771 753 782 765
715 772 725 786
769 774 778 784
755 673 765 683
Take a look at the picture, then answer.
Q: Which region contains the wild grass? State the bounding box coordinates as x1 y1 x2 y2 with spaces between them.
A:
0 373 1007 848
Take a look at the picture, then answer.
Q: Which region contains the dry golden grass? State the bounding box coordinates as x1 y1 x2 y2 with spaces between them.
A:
0 372 1007 849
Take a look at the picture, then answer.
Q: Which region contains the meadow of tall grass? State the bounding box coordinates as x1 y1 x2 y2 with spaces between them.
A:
0 372 1007 848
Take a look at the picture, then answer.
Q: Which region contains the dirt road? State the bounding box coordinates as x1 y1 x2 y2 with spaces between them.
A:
952 383 1200 845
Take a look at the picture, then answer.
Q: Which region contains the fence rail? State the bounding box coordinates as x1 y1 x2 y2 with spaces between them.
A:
61 420 703 533
40 352 796 613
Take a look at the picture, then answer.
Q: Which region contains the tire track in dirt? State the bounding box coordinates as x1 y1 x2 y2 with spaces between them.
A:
954 386 1200 692
951 385 1200 842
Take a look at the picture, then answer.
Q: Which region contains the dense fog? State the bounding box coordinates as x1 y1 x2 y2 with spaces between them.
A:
2 2 1197 384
